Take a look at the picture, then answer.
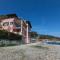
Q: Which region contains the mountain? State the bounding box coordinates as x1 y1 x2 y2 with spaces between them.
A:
38 34 60 41
30 31 60 41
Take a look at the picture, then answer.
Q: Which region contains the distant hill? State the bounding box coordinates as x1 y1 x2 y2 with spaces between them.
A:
38 34 60 41
30 31 60 41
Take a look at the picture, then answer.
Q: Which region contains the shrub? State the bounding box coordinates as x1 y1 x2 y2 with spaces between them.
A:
0 30 22 46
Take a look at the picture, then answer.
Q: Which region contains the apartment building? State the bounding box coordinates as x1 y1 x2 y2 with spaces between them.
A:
0 14 32 43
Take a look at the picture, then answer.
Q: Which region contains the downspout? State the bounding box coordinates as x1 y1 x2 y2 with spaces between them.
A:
26 24 29 43
21 20 23 34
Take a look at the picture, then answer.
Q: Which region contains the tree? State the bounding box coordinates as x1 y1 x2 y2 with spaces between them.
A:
30 31 38 38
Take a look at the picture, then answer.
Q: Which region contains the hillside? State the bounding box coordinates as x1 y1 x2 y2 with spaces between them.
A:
30 31 60 41
38 34 60 41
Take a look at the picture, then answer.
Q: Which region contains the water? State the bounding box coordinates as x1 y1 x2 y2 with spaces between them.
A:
47 41 60 45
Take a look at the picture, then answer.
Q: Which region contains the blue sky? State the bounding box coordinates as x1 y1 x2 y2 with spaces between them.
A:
0 0 60 37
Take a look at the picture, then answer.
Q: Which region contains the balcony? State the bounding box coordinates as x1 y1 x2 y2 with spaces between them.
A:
13 27 21 32
13 26 21 29
14 22 21 29
15 27 21 29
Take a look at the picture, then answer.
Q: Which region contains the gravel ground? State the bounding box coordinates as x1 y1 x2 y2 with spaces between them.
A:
0 43 60 60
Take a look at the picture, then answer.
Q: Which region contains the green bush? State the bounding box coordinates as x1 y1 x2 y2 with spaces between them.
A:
0 30 22 46
0 30 22 40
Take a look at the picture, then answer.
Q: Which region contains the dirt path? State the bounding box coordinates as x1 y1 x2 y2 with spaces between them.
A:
0 43 60 60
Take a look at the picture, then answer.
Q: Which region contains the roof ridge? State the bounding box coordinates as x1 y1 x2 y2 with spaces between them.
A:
0 13 17 19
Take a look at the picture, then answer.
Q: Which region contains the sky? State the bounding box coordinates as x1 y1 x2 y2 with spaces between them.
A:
0 0 60 37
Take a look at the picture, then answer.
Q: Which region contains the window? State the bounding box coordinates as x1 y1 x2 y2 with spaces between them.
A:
3 22 9 26
10 22 14 25
14 22 21 27
0 23 2 26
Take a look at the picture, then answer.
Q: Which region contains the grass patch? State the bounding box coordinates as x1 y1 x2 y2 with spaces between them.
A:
0 44 17 47
31 45 48 49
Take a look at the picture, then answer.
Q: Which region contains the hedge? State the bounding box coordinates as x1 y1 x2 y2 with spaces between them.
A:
0 30 22 40
0 30 22 46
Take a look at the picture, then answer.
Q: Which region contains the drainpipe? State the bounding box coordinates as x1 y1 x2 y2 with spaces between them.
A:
21 20 24 43
26 24 29 43
21 20 23 34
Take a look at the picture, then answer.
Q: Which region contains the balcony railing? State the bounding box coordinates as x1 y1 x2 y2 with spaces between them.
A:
15 27 21 29
13 26 21 29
